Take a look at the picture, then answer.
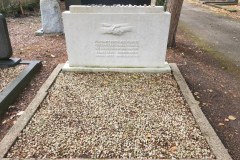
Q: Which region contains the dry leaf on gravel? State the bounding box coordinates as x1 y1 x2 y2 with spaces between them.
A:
208 89 213 93
228 115 237 121
218 123 224 126
169 146 177 153
2 120 7 125
16 111 24 116
225 118 230 122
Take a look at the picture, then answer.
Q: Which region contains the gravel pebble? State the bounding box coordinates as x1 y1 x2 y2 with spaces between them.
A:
0 65 26 92
7 72 215 159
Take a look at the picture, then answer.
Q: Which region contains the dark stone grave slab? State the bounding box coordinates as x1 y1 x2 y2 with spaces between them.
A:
65 0 151 10
0 14 12 60
0 58 21 68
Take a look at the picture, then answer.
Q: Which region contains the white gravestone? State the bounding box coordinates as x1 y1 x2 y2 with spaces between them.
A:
37 0 63 34
62 5 171 72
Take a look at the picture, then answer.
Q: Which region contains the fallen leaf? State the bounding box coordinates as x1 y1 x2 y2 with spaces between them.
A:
218 123 224 126
146 133 152 139
228 115 236 121
225 118 230 122
10 115 16 120
103 81 108 85
132 75 139 79
208 89 213 93
169 146 177 153
2 120 7 124
17 111 24 116
194 92 199 96
9 105 15 109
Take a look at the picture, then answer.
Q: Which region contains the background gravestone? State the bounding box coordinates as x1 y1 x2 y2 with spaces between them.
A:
65 0 151 10
36 0 63 35
0 14 12 59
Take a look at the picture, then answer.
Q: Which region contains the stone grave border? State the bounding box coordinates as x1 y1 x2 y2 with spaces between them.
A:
0 60 42 116
201 0 238 5
0 63 232 160
205 3 239 12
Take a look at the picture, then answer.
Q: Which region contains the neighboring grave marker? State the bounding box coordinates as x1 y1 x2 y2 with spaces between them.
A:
0 14 12 59
62 6 171 72
36 0 63 35
0 14 21 67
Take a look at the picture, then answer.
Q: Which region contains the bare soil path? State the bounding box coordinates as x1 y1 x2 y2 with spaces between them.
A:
181 1 240 66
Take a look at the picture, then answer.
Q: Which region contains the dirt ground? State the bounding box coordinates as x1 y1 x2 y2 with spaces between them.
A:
0 3 240 160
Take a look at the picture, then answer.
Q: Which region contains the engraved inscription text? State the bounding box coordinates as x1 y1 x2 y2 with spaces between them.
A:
95 40 139 57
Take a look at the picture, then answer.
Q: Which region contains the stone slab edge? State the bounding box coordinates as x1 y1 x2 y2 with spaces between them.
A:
170 63 232 160
205 3 238 12
0 64 64 158
0 60 42 116
62 61 171 73
0 58 21 67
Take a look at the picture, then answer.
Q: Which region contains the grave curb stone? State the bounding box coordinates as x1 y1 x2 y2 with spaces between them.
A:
170 63 232 160
0 61 42 116
0 63 232 159
0 63 63 158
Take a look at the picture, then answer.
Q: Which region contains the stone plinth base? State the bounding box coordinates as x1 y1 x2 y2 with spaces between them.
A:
62 61 171 73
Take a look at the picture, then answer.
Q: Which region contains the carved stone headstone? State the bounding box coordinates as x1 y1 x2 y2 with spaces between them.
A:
38 0 63 34
62 6 171 72
0 14 12 59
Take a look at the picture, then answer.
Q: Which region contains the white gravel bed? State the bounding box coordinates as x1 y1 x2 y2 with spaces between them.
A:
0 65 26 92
7 72 215 159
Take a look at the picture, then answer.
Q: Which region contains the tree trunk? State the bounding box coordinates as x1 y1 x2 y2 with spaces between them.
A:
167 0 184 47
19 0 24 15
